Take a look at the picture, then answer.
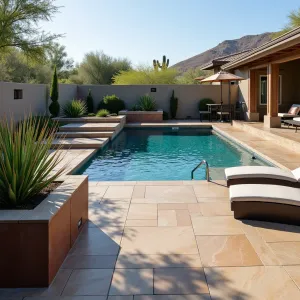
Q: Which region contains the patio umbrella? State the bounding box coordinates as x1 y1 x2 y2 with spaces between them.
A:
198 71 245 121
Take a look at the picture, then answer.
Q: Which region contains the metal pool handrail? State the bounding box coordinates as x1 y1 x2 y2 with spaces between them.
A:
191 160 210 181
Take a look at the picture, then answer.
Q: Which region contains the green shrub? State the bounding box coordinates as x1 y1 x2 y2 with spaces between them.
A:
96 109 110 117
170 90 178 119
198 98 214 111
49 67 60 117
163 111 169 120
131 104 140 111
88 113 96 117
98 94 125 114
63 100 87 118
0 115 65 208
86 89 94 113
138 94 156 111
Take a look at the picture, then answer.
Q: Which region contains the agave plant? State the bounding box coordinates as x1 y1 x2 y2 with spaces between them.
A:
0 116 65 208
138 94 156 111
63 99 87 118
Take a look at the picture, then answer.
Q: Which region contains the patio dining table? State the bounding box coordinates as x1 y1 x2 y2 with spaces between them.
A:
206 103 234 122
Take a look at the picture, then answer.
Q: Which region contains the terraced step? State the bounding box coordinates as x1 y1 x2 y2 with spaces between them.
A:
51 137 109 149
60 123 120 132
53 115 125 124
56 131 114 138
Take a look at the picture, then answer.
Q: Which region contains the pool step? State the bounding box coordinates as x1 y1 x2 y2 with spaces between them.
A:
60 123 120 132
51 137 109 149
53 115 125 124
56 131 114 138
209 167 226 180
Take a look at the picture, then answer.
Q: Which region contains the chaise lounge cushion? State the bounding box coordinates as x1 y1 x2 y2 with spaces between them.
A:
225 166 297 183
230 184 300 207
292 168 300 182
293 117 300 122
278 105 300 117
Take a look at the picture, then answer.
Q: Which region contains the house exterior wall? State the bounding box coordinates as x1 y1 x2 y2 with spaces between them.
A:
234 59 300 121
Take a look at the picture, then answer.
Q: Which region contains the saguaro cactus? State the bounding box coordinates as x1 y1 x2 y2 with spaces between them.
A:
153 55 169 71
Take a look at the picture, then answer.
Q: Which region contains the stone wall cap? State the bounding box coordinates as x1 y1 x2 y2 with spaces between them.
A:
0 175 88 223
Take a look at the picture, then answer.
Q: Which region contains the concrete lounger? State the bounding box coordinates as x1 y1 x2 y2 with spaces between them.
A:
225 166 300 188
230 184 300 225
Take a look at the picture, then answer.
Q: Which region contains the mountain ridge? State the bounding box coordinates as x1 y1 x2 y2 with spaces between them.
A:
172 32 273 72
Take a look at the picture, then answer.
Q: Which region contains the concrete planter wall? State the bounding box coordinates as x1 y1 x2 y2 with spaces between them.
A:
0 175 88 288
119 110 163 123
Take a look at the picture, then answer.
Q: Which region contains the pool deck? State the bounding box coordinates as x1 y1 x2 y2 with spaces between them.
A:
3 121 300 299
3 180 300 299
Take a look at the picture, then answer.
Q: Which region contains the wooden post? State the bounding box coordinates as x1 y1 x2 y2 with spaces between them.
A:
247 69 259 121
264 63 281 128
267 63 279 117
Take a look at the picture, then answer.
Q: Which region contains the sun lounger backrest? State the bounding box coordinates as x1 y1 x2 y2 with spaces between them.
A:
292 168 300 182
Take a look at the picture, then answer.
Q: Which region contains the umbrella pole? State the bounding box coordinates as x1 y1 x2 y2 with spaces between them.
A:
220 81 223 121
228 81 231 123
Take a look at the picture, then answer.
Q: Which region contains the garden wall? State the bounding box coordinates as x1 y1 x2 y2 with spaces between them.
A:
0 82 48 122
78 84 238 119
0 82 238 120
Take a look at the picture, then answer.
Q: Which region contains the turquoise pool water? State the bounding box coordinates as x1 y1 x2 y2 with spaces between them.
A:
76 128 271 181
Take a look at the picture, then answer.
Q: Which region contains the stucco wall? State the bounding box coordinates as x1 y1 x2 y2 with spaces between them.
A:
78 84 238 119
0 82 47 122
0 82 238 120
57 84 78 108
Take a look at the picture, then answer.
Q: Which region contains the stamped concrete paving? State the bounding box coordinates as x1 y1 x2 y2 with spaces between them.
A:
2 180 300 299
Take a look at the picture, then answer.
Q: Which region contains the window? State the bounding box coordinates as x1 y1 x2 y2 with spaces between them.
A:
14 89 23 100
259 75 282 105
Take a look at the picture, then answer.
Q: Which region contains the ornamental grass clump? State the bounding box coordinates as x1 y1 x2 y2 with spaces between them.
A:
0 116 65 208
139 94 156 111
63 99 87 118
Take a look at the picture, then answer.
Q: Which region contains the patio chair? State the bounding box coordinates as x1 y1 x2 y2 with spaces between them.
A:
278 104 300 120
216 104 232 122
230 184 300 225
284 117 300 132
198 98 214 122
225 166 300 188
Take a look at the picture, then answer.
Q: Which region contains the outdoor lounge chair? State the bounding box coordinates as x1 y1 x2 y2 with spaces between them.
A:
284 117 300 132
225 166 300 188
230 184 300 225
278 104 300 120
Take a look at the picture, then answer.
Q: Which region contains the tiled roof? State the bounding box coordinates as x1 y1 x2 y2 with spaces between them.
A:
200 50 252 70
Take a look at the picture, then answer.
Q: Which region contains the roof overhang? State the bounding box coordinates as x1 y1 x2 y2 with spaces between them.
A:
222 27 300 70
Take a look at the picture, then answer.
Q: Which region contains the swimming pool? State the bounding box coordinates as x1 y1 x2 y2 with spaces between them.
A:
76 128 272 181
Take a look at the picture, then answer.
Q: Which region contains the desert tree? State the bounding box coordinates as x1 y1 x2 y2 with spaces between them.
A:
0 0 62 60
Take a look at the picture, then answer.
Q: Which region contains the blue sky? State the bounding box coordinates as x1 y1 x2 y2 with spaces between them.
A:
41 0 300 66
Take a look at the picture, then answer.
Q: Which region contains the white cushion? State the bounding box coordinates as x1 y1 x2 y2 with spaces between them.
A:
230 184 300 206
292 167 300 182
225 166 297 183
278 113 298 117
293 117 300 122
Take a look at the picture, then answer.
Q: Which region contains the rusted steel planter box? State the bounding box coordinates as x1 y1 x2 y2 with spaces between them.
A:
0 175 88 288
119 110 163 123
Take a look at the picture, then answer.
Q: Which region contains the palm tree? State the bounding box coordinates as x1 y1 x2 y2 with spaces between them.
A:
273 8 300 38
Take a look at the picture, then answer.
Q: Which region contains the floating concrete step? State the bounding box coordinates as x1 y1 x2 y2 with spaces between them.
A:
51 137 109 149
209 167 226 180
56 131 114 138
53 116 125 124
60 123 120 132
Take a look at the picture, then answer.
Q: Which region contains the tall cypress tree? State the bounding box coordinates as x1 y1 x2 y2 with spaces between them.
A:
49 66 60 117
86 89 94 113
